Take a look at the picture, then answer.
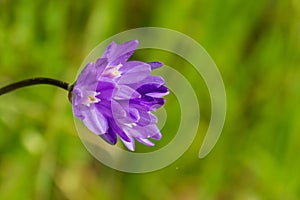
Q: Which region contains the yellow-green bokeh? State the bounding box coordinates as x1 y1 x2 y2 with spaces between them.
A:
0 0 299 199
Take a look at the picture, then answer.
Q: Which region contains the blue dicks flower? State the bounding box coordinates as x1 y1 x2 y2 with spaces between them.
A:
71 40 169 151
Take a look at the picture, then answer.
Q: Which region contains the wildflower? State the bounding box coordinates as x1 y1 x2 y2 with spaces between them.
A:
71 40 168 151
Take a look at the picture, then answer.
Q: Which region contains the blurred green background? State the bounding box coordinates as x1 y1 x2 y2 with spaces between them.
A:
0 0 300 199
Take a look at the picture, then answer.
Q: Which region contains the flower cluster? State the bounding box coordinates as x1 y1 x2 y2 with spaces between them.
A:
71 40 168 151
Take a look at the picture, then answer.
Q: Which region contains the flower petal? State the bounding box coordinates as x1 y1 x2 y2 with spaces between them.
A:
147 61 163 70
120 136 135 151
80 105 108 135
72 104 86 120
95 58 109 76
113 85 141 100
118 61 151 84
96 81 115 100
130 76 165 89
136 137 155 146
129 108 140 121
110 100 127 119
102 40 139 66
137 84 169 97
136 111 158 126
123 124 160 138
99 127 117 145
151 132 162 140
75 62 94 86
131 97 166 111
109 119 131 142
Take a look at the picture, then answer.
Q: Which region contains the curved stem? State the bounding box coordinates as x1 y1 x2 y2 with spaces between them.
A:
0 77 71 96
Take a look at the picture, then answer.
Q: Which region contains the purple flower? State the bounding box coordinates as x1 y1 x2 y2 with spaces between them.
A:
71 40 168 151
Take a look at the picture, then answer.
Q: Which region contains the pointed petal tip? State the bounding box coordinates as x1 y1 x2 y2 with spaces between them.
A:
136 137 155 146
148 61 164 70
125 143 135 151
102 40 139 65
129 39 139 45
151 133 162 140
120 137 136 151
128 146 135 151
121 39 139 49
99 133 117 145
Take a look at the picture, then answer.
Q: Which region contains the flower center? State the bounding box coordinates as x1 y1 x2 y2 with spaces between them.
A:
88 96 97 103
82 91 101 107
102 64 122 78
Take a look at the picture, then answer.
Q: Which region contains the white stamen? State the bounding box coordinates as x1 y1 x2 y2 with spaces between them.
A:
82 91 101 107
102 64 122 78
124 122 137 128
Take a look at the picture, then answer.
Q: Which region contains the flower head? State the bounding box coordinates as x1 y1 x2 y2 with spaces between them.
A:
71 40 168 151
